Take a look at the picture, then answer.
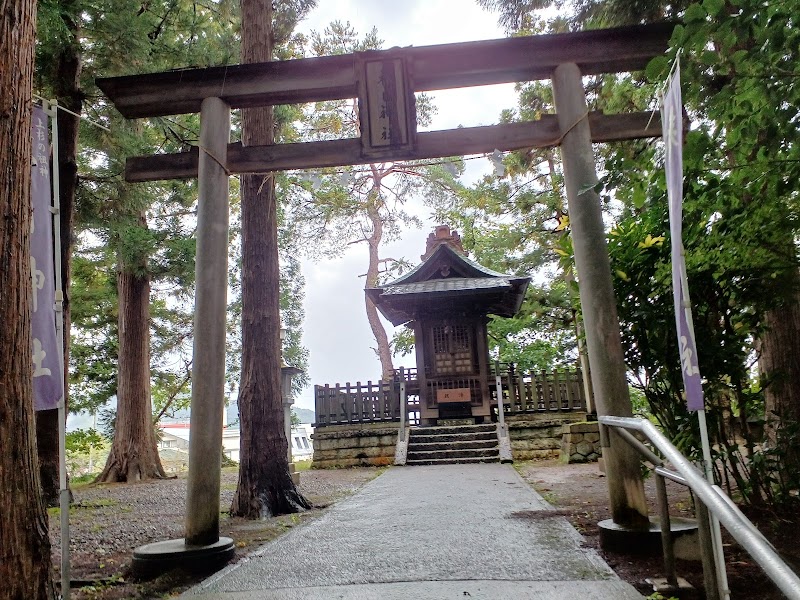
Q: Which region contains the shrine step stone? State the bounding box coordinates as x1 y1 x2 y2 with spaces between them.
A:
405 424 500 466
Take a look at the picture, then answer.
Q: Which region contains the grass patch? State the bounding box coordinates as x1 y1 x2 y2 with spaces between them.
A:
48 497 117 518
293 460 313 472
77 498 117 509
70 473 99 485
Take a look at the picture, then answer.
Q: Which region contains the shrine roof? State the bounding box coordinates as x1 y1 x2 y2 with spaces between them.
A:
366 230 530 326
386 244 510 286
380 277 516 296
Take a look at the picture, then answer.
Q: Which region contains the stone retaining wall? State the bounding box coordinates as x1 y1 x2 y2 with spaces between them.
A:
560 421 601 463
311 414 600 467
506 413 590 461
311 422 398 468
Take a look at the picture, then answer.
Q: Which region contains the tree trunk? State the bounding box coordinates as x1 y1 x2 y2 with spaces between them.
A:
231 0 309 518
35 409 60 505
364 178 395 380
97 216 166 482
759 270 800 471
36 2 83 506
0 0 57 595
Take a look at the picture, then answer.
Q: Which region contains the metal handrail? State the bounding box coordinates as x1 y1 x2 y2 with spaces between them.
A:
600 416 800 599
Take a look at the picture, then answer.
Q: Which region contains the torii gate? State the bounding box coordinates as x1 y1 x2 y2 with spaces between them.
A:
97 22 672 564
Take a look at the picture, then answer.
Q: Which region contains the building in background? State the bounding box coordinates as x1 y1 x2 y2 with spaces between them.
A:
158 420 314 465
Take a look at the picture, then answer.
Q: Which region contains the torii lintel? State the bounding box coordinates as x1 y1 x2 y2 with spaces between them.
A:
96 22 674 182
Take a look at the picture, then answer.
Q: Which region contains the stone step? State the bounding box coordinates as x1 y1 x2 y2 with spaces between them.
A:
405 424 501 466
407 448 500 461
405 455 500 466
410 424 496 436
409 431 497 444
408 439 498 452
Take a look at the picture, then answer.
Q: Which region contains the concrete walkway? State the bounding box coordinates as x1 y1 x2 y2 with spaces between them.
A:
184 464 642 599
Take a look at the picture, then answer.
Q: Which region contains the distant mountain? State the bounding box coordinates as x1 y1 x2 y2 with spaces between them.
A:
293 407 316 424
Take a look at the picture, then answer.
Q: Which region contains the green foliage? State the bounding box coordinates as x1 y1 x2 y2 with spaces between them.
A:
69 248 118 413
290 409 302 427
390 326 415 358
66 428 106 454
489 281 578 372
602 0 800 504
645 593 679 600
474 0 800 506
65 428 109 477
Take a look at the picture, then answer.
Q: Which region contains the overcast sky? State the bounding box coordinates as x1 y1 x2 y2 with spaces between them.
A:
292 1 520 410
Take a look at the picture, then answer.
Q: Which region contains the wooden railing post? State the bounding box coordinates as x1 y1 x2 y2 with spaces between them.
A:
356 381 364 422
314 385 325 427
494 361 506 432
384 382 389 419
554 369 564 411
399 380 407 441
507 363 518 413
656 472 678 588
341 382 349 423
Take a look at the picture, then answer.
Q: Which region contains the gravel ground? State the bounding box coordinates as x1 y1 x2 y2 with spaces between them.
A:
49 461 799 599
49 466 381 599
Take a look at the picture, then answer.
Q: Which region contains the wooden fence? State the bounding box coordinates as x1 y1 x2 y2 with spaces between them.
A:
313 365 588 427
492 366 587 414
314 380 400 427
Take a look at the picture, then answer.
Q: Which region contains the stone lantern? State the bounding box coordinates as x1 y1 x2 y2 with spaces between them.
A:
279 328 303 481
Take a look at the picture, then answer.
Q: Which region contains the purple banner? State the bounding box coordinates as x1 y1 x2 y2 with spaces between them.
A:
31 105 63 411
662 64 704 412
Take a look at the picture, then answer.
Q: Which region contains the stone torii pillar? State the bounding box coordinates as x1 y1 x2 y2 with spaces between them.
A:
552 63 649 530
185 97 233 546
132 97 234 573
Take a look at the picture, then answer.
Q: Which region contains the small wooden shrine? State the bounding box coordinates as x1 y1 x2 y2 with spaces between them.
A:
366 226 530 425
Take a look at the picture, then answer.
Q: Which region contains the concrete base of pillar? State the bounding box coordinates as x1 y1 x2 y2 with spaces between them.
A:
394 430 409 465
599 517 698 557
646 576 695 595
290 463 300 485
132 537 234 579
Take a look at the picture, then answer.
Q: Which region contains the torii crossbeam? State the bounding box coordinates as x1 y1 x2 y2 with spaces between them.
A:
97 22 672 569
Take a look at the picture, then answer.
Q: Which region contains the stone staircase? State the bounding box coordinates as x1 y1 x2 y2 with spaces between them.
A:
405 423 500 465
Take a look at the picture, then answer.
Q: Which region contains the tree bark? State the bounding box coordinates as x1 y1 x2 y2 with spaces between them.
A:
231 0 309 518
97 215 166 482
758 269 800 471
36 1 83 506
364 176 395 380
35 409 60 505
0 0 56 596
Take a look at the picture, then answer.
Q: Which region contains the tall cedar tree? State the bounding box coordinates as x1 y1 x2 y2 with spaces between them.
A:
96 207 167 482
34 0 83 505
0 0 56 596
231 0 309 517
